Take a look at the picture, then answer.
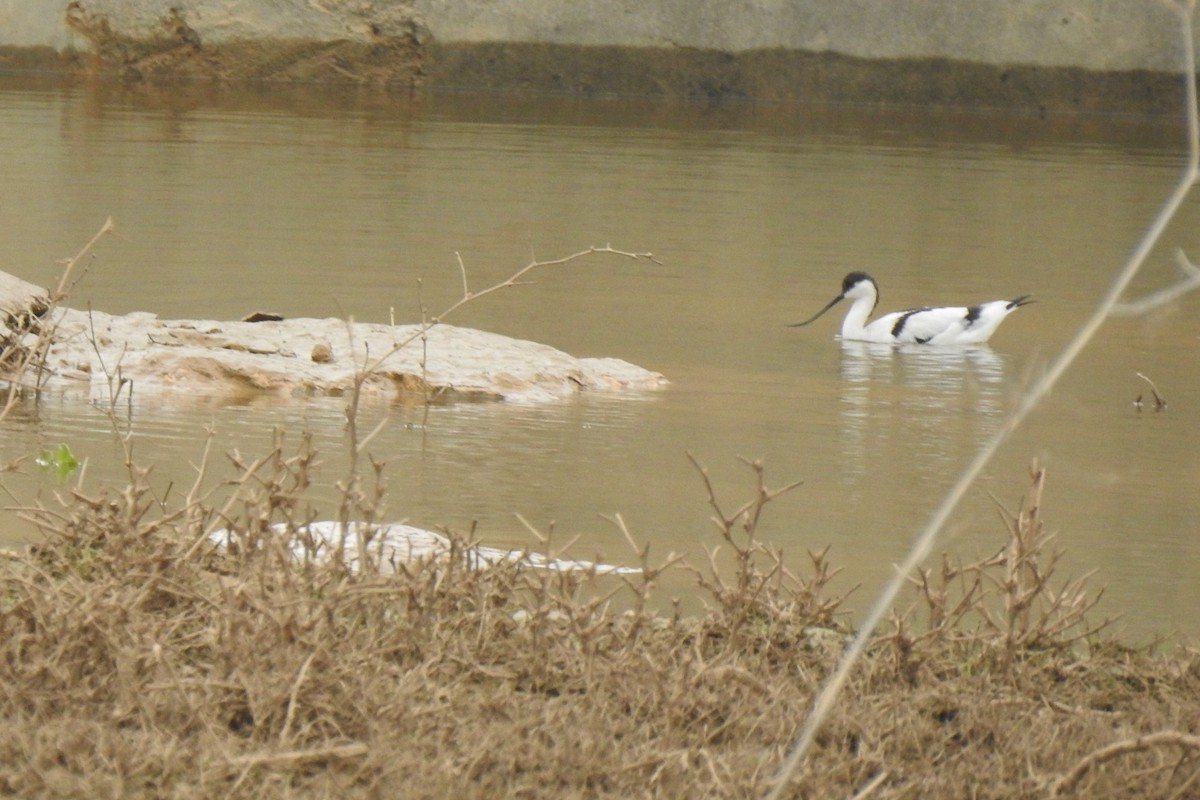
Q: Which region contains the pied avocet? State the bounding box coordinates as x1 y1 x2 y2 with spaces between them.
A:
790 271 1031 345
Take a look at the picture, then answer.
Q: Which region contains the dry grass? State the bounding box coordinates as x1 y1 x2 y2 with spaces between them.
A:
0 218 113 420
0 442 1197 800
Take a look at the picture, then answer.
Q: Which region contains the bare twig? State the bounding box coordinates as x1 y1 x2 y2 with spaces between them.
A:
280 650 319 744
455 251 469 298
226 742 369 768
53 217 114 301
765 3 1200 796
1112 248 1200 315
1053 731 1200 796
684 455 844 633
1135 372 1168 410
362 245 659 377
849 771 890 800
0 218 115 418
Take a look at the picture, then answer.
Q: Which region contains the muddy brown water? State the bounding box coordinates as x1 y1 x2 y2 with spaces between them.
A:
1 79 1198 642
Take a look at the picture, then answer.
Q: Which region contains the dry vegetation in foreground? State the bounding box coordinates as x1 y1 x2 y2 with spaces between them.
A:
0 443 1197 800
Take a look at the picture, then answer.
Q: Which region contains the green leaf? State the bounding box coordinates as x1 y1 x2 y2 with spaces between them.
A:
35 444 79 482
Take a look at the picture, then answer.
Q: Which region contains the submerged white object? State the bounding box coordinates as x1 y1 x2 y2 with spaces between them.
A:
208 520 642 576
790 272 1031 345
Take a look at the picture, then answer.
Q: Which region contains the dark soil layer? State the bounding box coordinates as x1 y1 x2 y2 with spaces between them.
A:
426 42 1188 115
0 34 1187 114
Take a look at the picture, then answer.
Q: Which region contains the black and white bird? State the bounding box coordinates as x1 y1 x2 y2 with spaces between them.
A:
790 271 1031 345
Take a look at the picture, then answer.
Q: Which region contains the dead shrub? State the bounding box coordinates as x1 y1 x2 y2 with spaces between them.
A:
1 441 1197 798
888 462 1110 677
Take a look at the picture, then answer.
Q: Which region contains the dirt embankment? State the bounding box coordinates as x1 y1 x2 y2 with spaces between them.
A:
57 2 427 89
0 2 1185 114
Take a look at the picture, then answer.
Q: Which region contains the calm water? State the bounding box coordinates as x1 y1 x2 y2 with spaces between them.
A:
1 79 1198 642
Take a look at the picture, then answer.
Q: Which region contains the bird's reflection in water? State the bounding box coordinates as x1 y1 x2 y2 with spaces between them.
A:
837 340 1011 481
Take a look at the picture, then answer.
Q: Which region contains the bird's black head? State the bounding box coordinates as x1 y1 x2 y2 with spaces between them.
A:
842 271 876 294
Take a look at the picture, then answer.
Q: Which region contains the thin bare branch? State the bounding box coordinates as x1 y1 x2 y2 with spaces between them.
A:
455 250 469 298
226 742 369 769
53 216 115 300
1053 731 1200 796
1112 248 1200 315
280 650 319 744
1136 371 1168 410
765 5 1200 796
363 246 658 376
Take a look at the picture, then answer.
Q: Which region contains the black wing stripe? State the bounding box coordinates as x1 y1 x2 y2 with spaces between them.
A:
890 308 928 338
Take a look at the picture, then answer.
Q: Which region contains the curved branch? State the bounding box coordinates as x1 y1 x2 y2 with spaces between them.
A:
365 245 659 376
1111 248 1200 315
1052 731 1200 796
764 3 1200 797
